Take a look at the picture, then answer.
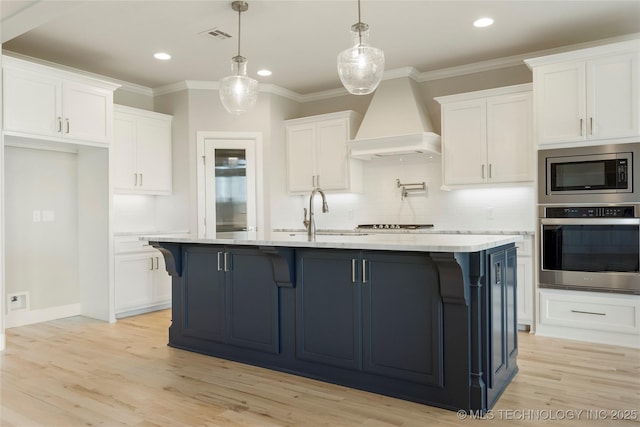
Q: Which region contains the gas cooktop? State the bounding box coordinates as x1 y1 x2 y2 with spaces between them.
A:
356 224 434 230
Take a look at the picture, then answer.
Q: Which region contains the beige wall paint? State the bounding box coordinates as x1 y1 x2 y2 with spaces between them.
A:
154 89 283 235
4 147 80 310
114 89 154 110
298 93 373 119
151 64 534 235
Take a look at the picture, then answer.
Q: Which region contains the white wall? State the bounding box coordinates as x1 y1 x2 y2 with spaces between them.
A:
4 146 80 312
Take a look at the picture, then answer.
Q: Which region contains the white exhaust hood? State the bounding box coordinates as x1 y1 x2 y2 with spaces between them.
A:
348 76 441 160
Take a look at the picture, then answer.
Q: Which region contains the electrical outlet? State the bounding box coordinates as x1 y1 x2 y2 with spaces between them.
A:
32 210 41 222
8 292 29 312
42 210 55 222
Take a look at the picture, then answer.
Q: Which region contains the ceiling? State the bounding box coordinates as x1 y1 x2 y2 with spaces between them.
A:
2 1 639 95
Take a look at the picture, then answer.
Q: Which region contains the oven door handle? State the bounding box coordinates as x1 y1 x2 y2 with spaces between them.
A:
540 218 640 226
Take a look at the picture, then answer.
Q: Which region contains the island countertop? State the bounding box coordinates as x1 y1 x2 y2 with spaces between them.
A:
143 231 523 253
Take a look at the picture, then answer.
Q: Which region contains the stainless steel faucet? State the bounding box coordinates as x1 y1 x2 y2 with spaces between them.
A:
303 187 329 240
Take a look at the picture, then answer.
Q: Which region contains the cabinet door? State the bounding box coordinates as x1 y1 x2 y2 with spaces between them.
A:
362 252 443 386
151 254 171 305
226 248 280 354
516 255 533 326
534 61 586 145
114 253 154 313
442 99 486 185
588 52 640 139
486 247 518 404
63 80 112 144
136 115 172 194
296 250 361 369
315 118 349 190
3 67 61 137
286 123 317 192
486 92 533 183
181 246 226 343
113 112 138 191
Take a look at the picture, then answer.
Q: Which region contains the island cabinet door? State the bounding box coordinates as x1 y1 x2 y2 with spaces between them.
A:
361 252 444 386
486 246 518 406
295 249 362 370
225 248 280 354
181 246 226 343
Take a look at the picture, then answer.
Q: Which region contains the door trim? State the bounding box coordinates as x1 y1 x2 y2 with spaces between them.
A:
196 131 264 239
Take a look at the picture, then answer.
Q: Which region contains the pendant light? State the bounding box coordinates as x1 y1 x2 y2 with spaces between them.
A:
337 0 385 95
219 1 258 114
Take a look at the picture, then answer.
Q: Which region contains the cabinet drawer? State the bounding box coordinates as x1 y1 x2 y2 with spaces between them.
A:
114 236 153 254
539 290 639 334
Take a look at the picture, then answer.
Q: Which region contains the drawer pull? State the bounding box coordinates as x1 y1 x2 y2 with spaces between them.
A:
351 259 356 283
362 259 368 284
571 309 606 316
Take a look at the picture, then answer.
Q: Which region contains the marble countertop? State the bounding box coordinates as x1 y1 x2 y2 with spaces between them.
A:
273 228 535 236
144 231 523 253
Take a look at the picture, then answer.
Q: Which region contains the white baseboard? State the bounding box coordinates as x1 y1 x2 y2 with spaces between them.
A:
0 333 5 351
5 303 82 328
115 302 171 319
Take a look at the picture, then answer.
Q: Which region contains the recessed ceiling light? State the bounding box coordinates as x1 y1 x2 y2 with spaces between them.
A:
473 17 494 28
257 69 272 77
154 52 172 60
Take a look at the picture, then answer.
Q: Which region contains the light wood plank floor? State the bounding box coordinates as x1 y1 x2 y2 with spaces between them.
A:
1 310 638 426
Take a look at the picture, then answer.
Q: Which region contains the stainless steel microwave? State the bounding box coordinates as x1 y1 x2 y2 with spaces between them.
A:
538 143 640 205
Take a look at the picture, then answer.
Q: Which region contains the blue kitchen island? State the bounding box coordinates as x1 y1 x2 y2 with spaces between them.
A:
147 233 521 413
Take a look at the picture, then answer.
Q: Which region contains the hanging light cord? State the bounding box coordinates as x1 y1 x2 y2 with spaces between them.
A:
357 0 362 45
236 6 242 58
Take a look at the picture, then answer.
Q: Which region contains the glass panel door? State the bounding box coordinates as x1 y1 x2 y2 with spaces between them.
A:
204 139 256 239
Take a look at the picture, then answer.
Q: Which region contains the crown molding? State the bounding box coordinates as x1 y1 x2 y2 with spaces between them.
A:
2 50 151 96
6 33 638 103
416 32 640 82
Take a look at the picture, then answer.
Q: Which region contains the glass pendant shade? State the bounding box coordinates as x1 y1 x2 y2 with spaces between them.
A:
219 56 258 114
337 25 385 95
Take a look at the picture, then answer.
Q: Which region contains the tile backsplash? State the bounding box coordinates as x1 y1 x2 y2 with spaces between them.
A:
275 154 536 232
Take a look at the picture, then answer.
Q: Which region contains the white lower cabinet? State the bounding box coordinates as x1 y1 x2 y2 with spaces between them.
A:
537 289 640 348
515 236 534 329
114 237 171 317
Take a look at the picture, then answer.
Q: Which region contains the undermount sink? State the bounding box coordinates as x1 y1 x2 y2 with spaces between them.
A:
317 232 369 236
287 232 369 237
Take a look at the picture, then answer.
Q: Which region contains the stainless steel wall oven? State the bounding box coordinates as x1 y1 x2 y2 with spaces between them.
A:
538 143 640 295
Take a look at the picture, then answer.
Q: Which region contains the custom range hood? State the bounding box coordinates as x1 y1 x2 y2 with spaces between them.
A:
348 76 441 160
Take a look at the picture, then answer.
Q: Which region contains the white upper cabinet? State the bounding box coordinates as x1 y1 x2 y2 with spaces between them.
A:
436 84 533 187
285 111 363 193
525 40 639 145
113 105 173 195
2 56 118 145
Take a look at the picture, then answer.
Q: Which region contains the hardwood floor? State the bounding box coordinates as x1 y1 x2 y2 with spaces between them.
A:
1 310 638 426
